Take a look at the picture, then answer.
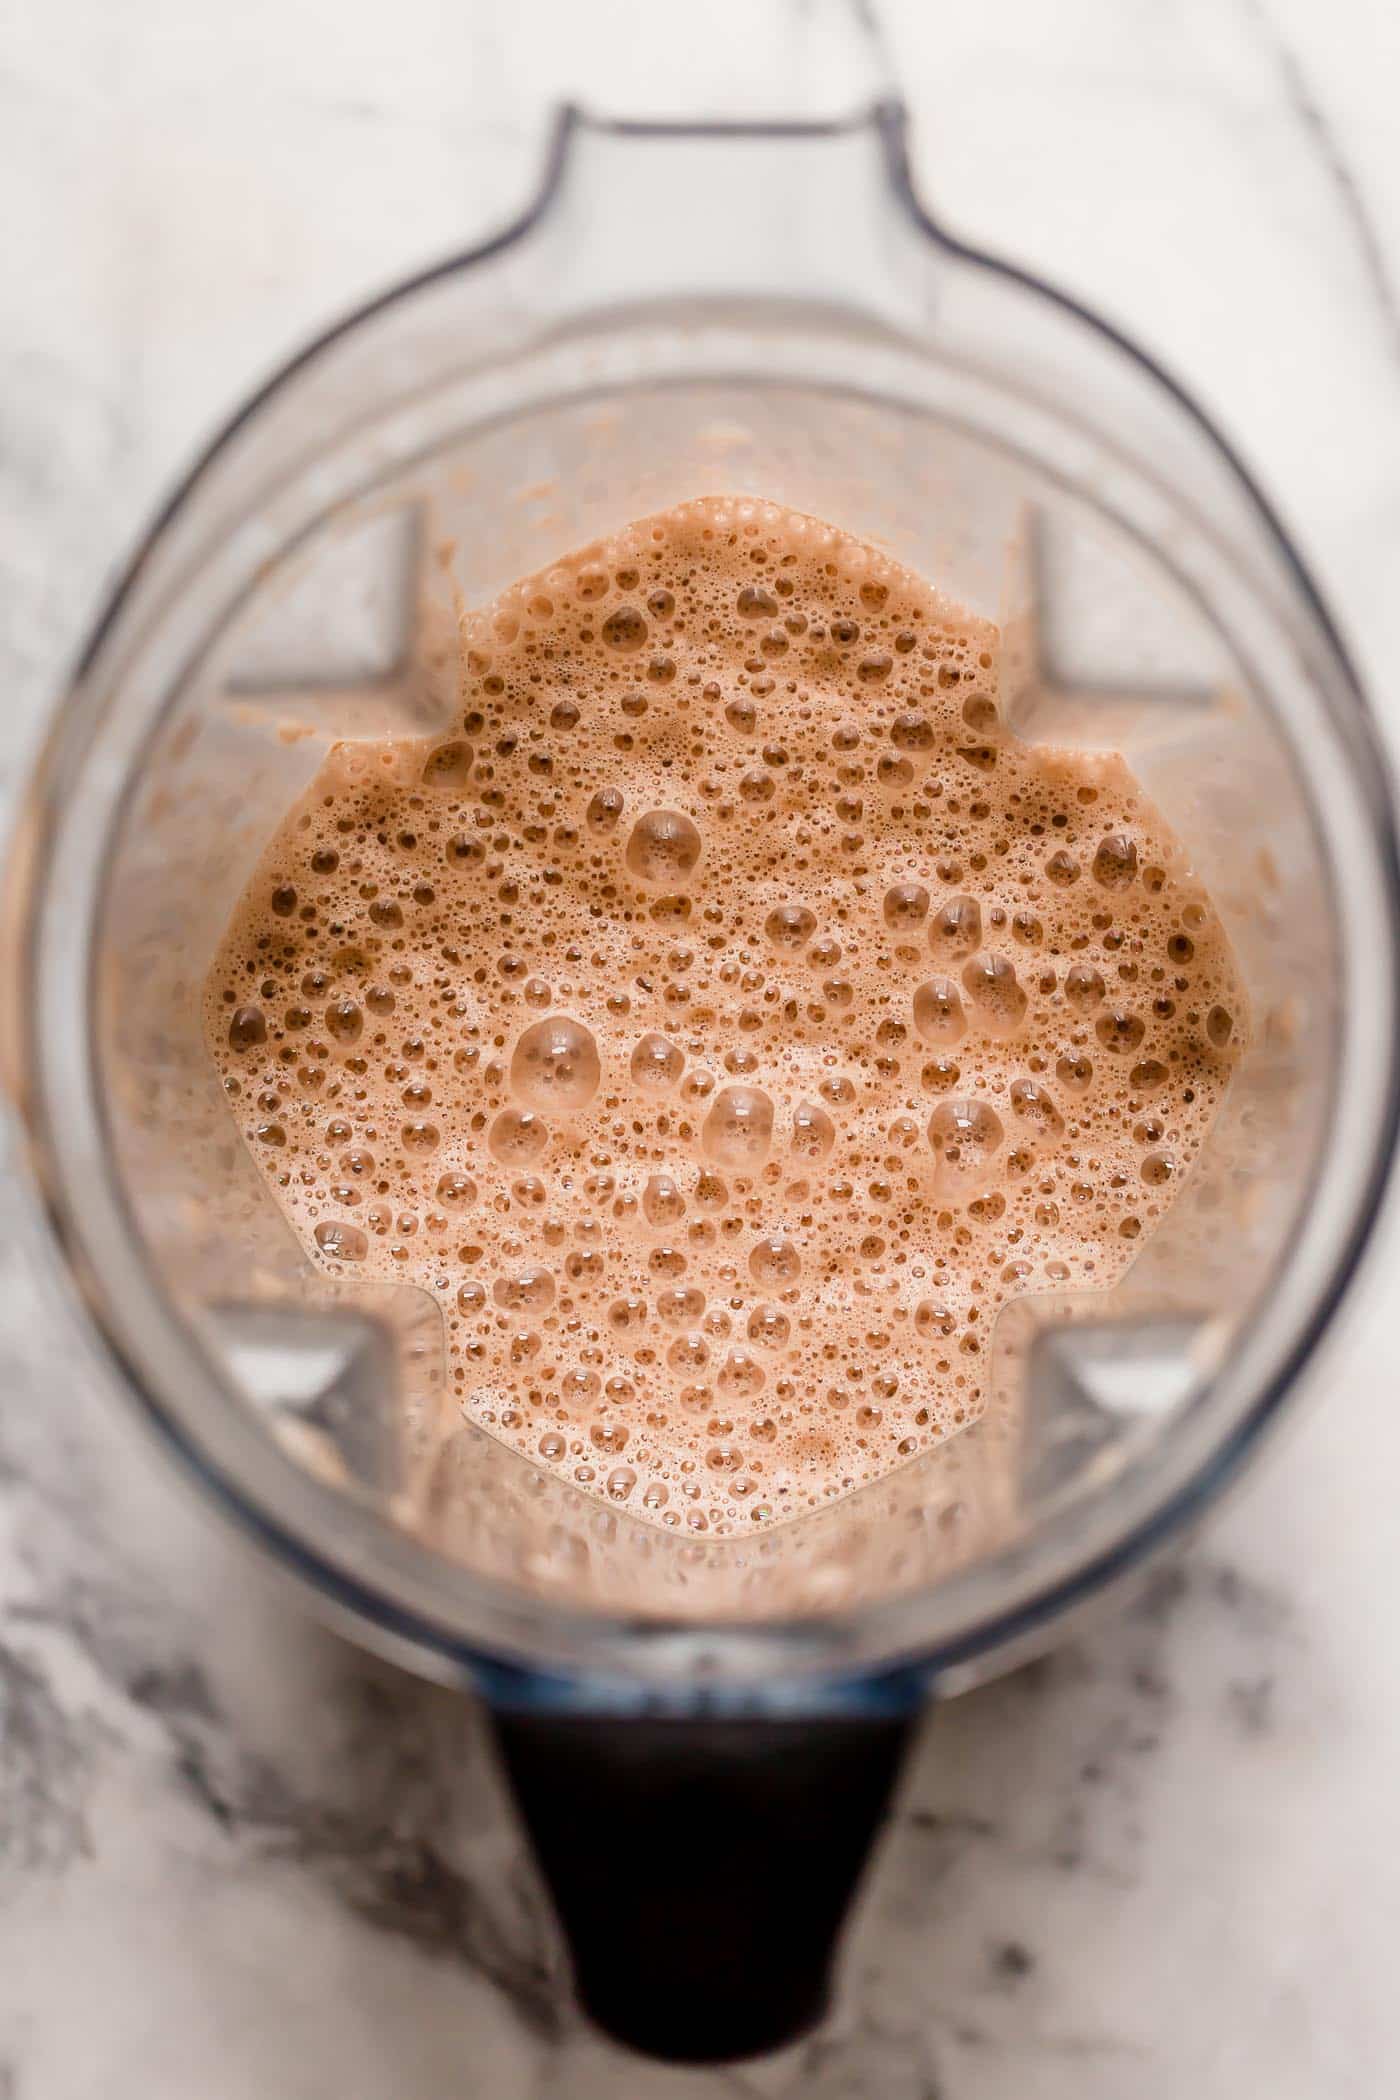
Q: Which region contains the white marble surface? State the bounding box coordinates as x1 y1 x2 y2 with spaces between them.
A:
3 1 1400 2093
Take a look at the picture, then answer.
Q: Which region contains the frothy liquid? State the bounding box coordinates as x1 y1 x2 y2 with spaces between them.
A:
207 498 1244 1536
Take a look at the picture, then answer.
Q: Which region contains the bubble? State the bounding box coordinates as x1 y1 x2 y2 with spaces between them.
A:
1141 1151 1177 1186
314 1220 367 1261
228 1006 267 1051
883 882 930 930
1008 1077 1065 1143
1065 965 1106 1009
668 1333 710 1372
749 1235 801 1286
913 976 966 1047
606 1466 637 1501
493 1268 556 1314
890 713 933 750
626 809 702 885
747 1304 791 1348
790 1100 836 1159
930 896 983 958
422 740 473 791
510 1015 601 1112
322 998 362 1044
961 953 1028 1038
1045 850 1080 886
926 1099 1005 1198
1055 1054 1094 1092
587 787 624 832
657 1286 706 1325
488 1109 549 1165
921 1056 961 1092
765 903 816 950
631 1032 684 1089
702 1086 774 1170
737 584 778 619
601 605 648 650
1095 1007 1146 1054
1092 834 1138 889
1130 1058 1169 1092
436 1172 477 1208
643 1174 687 1226
1206 1005 1235 1048
717 1350 766 1397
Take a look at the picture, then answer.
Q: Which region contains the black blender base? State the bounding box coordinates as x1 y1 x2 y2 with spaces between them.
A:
492 1707 916 2063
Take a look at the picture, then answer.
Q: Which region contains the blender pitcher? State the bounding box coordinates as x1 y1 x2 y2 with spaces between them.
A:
5 93 1399 2066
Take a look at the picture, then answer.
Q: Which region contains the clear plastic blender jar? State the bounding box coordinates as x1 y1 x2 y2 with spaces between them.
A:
4 96 1397 2063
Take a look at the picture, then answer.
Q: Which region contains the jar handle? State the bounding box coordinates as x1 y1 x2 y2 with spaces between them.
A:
491 1686 921 2062
533 0 897 130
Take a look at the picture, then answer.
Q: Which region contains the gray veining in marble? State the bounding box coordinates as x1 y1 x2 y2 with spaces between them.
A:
2 2 1399 2095
1244 0 1400 363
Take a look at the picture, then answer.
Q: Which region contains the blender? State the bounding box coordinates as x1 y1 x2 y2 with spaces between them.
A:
4 84 1397 2064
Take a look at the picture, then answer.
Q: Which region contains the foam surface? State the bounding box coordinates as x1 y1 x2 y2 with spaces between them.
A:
206 498 1244 1535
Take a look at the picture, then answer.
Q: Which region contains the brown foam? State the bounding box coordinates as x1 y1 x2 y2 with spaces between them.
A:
205 497 1245 1536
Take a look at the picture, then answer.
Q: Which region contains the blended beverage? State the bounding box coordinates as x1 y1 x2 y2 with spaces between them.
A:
207 498 1244 1537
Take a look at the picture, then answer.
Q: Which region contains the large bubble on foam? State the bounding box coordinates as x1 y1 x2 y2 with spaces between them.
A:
883 882 929 931
702 1085 774 1170
913 976 966 1047
643 1173 686 1226
749 1234 801 1286
631 1031 684 1089
1092 833 1138 889
1009 1076 1065 1144
492 1267 556 1315
314 1219 367 1262
926 1098 1005 1198
764 903 816 951
488 1107 550 1165
790 1099 835 1159
929 895 982 958
625 808 702 886
961 953 1028 1039
510 1014 601 1112
228 1005 267 1051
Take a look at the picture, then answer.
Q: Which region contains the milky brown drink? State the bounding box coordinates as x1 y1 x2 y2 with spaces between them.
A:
206 497 1245 1537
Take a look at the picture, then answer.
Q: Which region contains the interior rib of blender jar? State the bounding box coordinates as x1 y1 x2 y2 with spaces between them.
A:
93 362 1334 1622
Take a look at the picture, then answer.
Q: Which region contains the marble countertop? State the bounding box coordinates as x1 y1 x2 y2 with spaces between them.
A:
3 1 1399 2093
